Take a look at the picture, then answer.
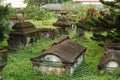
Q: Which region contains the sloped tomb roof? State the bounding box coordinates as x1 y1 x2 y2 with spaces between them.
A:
98 50 120 70
12 22 39 34
30 36 86 64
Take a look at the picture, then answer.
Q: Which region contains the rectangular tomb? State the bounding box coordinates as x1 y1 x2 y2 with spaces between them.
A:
8 22 40 50
30 36 86 75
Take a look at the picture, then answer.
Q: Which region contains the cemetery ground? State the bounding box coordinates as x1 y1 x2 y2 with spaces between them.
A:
1 31 120 80
0 19 120 80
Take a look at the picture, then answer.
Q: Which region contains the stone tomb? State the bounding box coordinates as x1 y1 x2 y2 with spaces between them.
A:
39 28 58 39
98 50 120 73
98 40 120 73
30 36 86 75
53 12 75 34
8 22 40 50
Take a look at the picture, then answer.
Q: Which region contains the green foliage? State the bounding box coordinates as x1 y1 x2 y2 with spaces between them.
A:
114 14 120 33
24 0 43 6
0 41 8 49
106 31 120 42
69 4 98 31
24 6 56 25
91 33 105 41
100 0 120 9
0 5 13 44
67 3 87 23
26 18 57 27
68 27 77 39
24 0 71 5
79 0 120 43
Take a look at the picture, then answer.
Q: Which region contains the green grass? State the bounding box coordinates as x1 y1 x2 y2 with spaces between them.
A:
0 40 8 49
25 18 57 29
2 32 120 80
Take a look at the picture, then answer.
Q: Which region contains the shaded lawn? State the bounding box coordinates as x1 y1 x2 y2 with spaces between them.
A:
2 32 120 80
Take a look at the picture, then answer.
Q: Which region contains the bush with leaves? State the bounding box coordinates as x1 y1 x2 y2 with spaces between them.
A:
66 3 98 29
0 5 13 44
83 0 120 44
24 6 56 24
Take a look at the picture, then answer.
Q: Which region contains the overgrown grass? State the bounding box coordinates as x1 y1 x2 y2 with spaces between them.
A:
2 31 120 80
25 18 57 29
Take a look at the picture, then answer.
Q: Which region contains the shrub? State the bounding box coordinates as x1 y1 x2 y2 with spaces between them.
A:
0 5 13 45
